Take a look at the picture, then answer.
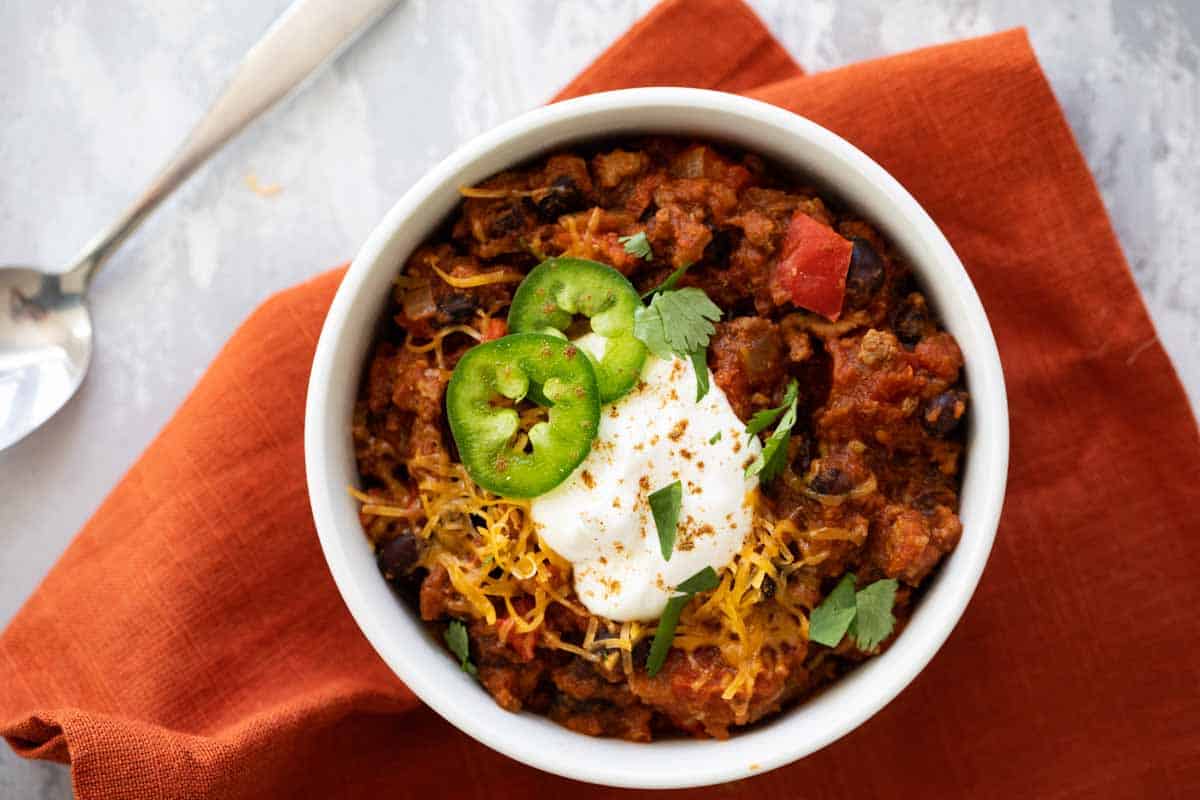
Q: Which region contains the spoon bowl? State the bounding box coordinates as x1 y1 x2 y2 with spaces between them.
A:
0 266 92 450
0 0 399 453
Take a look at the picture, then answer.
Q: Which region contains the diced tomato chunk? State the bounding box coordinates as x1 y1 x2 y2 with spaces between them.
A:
497 617 538 661
769 211 854 320
482 317 508 341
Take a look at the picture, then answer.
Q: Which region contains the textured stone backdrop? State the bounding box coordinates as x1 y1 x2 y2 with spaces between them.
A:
1 1 1197 796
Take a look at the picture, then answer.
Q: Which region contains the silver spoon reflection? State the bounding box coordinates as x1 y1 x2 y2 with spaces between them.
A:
0 0 397 451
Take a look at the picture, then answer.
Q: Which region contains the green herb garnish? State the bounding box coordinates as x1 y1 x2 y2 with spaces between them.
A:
744 380 799 483
646 567 721 676
709 431 722 444
808 574 899 651
444 620 478 676
847 578 899 651
619 231 653 261
808 573 858 646
690 348 710 401
648 480 683 561
634 272 720 405
633 286 721 404
634 287 721 359
745 381 799 435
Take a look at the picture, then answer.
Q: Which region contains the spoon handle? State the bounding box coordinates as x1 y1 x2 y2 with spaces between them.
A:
62 0 399 291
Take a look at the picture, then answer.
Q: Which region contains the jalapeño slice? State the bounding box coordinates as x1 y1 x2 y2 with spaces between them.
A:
446 332 600 498
507 257 647 403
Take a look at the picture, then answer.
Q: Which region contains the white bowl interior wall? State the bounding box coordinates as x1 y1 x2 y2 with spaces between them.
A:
305 88 1008 789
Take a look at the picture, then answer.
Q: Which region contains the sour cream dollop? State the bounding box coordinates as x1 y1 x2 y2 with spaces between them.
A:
531 334 761 621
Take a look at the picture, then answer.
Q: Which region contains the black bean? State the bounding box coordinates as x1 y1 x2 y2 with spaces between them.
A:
632 639 652 670
704 227 736 269
535 175 585 221
844 238 885 309
788 433 813 475
913 489 956 515
761 575 777 599
558 628 587 648
810 465 854 495
488 200 529 236
922 390 968 436
892 294 930 346
437 292 477 321
377 532 420 584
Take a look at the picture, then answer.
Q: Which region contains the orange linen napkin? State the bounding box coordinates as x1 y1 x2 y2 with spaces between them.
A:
4 1 1200 797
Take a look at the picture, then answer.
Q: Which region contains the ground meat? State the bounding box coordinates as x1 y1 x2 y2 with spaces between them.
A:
709 317 785 419
817 327 963 460
549 694 655 741
476 657 546 712
866 504 963 585
419 565 469 621
627 647 795 738
592 149 649 189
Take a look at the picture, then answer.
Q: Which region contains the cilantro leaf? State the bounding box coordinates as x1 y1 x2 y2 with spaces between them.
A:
676 566 720 594
634 288 721 360
808 573 858 647
444 620 478 676
646 566 721 676
641 263 691 299
656 289 721 353
848 579 899 651
745 406 786 437
633 282 719 406
709 431 722 444
808 576 899 651
690 348 710 402
648 480 683 561
632 302 671 359
745 380 799 483
745 381 799 436
646 595 687 677
756 400 797 482
619 231 653 261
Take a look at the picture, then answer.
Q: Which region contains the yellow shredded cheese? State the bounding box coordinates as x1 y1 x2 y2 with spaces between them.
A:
353 446 865 702
403 324 483 369
431 264 524 288
459 186 537 199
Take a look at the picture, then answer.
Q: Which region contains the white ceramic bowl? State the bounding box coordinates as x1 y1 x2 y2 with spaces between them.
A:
305 87 1008 789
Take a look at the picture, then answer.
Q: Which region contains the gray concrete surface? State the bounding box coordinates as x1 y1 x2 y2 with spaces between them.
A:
1 0 1197 795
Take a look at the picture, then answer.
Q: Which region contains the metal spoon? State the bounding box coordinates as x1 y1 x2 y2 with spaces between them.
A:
0 0 398 452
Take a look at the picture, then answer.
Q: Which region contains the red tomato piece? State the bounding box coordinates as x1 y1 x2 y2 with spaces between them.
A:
482 317 508 341
496 617 538 661
769 211 853 320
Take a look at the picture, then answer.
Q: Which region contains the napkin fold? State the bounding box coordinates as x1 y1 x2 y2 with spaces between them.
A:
4 1 1199 797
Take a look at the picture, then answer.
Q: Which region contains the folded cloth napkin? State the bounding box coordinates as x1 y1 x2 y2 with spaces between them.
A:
4 1 1199 797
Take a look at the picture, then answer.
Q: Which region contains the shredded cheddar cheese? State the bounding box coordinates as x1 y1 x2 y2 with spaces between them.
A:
354 454 872 703
459 186 538 199
431 264 524 289
402 323 484 370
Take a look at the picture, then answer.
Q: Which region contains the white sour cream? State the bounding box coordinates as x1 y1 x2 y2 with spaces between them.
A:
531 334 761 621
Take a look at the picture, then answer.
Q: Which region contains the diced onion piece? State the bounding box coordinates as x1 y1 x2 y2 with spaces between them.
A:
401 283 436 319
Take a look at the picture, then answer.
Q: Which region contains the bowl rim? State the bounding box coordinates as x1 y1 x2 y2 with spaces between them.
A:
305 86 1009 789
